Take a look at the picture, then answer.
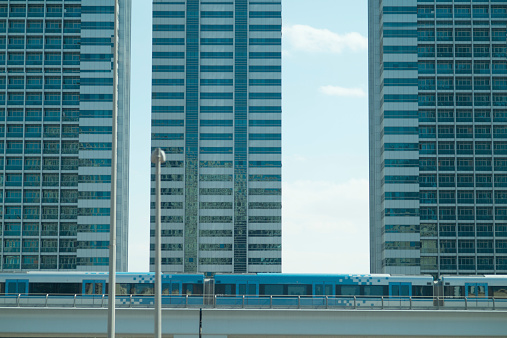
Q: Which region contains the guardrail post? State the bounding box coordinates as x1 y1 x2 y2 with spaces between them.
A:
410 296 412 310
353 296 356 309
129 294 133 308
242 295 245 309
465 297 468 310
381 296 384 309
185 295 188 308
73 294 77 308
492 296 495 310
436 296 439 310
214 295 217 308
17 294 21 307
45 294 49 307
325 296 328 309
298 296 301 309
101 294 105 307
270 295 272 309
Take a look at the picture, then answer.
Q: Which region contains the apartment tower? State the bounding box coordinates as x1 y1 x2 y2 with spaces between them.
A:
0 0 131 271
150 0 282 273
370 0 507 276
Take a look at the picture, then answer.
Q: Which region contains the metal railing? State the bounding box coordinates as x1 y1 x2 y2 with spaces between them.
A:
0 294 506 311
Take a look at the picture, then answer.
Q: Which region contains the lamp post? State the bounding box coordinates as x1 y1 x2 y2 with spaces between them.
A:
151 148 166 338
107 0 119 337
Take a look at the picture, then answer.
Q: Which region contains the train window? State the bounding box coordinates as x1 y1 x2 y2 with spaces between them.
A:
287 285 311 296
31 283 55 294
30 282 80 295
491 286 507 298
412 286 433 297
467 285 486 298
57 283 80 295
162 283 180 295
116 283 129 295
363 285 385 296
315 285 333 296
135 283 154 295
215 284 236 295
85 283 105 295
238 284 256 295
390 284 410 297
260 284 284 296
182 283 203 295
338 285 361 296
444 286 463 297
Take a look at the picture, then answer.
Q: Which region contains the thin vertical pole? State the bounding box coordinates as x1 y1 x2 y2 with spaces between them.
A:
107 0 120 337
152 149 166 338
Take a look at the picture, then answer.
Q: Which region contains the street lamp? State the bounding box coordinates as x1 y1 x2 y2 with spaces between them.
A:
151 148 166 338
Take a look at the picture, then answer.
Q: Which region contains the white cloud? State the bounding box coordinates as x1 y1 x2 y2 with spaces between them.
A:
320 85 367 98
283 24 367 53
282 179 370 274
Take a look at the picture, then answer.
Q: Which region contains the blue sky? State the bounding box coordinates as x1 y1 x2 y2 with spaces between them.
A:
128 0 370 273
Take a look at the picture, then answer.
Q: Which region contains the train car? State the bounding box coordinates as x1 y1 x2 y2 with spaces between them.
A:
440 275 507 297
214 273 434 297
213 273 434 308
0 272 205 296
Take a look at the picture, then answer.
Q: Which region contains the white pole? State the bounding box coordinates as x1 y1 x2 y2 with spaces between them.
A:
107 0 120 337
151 149 166 338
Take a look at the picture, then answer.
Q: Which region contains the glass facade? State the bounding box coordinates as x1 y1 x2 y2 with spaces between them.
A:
150 0 281 273
0 0 131 271
370 0 507 275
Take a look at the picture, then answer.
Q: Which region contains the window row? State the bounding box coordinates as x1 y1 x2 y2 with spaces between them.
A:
0 140 79 155
2 255 77 270
152 10 281 19
150 229 281 237
422 256 507 272
419 207 507 221
0 189 108 204
417 190 507 204
416 77 507 91
0 124 79 138
0 221 78 236
419 173 507 188
0 222 108 237
418 125 507 138
0 20 82 34
417 60 507 75
0 5 113 18
385 207 507 220
0 75 82 89
418 157 507 171
0 52 80 67
417 5 507 20
418 141 507 156
0 108 105 122
416 44 507 58
421 223 507 237
0 172 79 187
0 36 80 49
0 92 80 106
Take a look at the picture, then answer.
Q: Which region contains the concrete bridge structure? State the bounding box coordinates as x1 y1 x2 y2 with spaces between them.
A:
0 306 506 337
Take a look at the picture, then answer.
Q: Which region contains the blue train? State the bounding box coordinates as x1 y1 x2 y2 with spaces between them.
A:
0 272 506 307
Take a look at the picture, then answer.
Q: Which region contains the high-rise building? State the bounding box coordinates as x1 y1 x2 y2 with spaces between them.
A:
150 0 282 273
369 0 507 276
0 0 131 271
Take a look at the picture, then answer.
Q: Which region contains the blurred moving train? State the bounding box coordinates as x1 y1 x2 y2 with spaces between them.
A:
1 272 507 301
